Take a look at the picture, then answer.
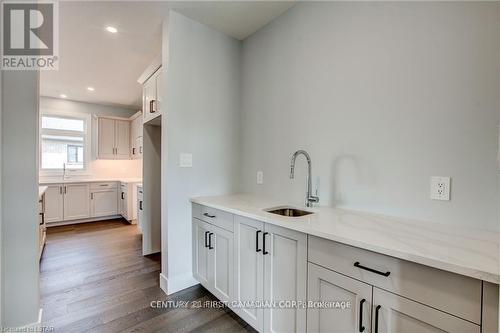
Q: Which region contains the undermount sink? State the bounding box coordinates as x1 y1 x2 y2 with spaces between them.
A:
265 207 314 217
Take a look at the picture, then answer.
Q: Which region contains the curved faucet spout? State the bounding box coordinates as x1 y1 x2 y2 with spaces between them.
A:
289 150 319 207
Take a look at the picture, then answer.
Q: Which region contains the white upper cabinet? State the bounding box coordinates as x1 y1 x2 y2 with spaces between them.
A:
143 68 163 124
97 117 116 159
97 117 130 159
130 113 143 159
115 120 130 158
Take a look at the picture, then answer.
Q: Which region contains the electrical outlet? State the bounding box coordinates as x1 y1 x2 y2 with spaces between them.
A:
256 171 264 185
430 176 451 201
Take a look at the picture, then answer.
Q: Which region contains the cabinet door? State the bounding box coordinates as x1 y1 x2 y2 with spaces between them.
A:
44 185 64 223
308 263 372 333
119 185 128 219
155 71 163 116
263 224 307 333
114 120 130 158
137 188 143 232
208 224 233 302
143 73 158 123
234 215 265 332
372 288 480 333
91 189 118 217
135 136 143 159
192 219 211 287
98 118 116 159
63 184 90 220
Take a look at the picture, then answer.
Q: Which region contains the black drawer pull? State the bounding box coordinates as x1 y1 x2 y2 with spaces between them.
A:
359 299 365 332
203 212 216 219
139 200 143 211
354 262 390 277
121 192 125 200
208 232 214 249
204 231 209 248
256 230 262 252
262 232 269 255
375 305 381 333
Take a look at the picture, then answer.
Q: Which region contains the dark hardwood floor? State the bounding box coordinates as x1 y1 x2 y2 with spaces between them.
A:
40 219 255 333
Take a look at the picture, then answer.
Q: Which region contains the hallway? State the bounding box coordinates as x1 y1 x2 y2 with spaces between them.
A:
39 220 253 332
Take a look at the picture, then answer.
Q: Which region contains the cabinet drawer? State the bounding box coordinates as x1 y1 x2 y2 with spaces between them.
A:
308 236 482 324
192 203 233 232
90 182 117 190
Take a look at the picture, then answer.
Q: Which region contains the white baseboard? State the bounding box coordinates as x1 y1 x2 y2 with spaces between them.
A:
15 308 42 330
46 215 123 227
160 272 198 295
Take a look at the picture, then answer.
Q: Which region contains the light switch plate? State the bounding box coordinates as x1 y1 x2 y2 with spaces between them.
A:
180 153 193 168
256 171 264 185
430 176 451 201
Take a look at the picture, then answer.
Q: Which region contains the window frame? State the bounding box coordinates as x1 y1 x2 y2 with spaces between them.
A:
39 110 92 176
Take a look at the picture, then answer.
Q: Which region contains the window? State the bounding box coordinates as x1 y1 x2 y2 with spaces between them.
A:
40 114 89 172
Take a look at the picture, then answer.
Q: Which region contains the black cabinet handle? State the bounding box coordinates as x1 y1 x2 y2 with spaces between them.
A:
39 213 45 225
263 232 269 255
204 231 209 248
121 192 125 200
208 232 214 249
139 200 143 211
354 262 390 277
358 299 366 332
256 230 262 252
375 305 381 333
203 212 216 219
132 147 136 155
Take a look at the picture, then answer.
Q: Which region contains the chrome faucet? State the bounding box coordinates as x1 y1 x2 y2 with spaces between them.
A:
290 150 319 207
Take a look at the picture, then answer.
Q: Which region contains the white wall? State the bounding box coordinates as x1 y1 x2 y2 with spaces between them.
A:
240 2 500 231
39 97 142 179
161 11 241 293
1 71 40 327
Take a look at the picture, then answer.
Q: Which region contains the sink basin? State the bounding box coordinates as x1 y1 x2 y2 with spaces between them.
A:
265 207 314 217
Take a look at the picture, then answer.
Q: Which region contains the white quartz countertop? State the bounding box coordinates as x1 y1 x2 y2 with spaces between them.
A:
39 177 142 185
191 194 500 284
38 186 48 199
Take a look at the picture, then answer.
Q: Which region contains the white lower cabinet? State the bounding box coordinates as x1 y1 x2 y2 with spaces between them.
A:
44 185 64 223
233 215 307 333
372 288 480 333
307 263 372 333
192 203 490 333
91 189 118 217
137 186 143 232
193 218 211 286
62 184 90 220
234 216 265 330
193 218 234 302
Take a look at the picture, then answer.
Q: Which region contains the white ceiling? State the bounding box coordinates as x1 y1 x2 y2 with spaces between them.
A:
40 1 295 109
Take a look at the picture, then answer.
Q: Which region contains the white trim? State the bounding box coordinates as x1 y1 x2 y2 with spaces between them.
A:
129 110 143 121
15 308 42 330
160 272 198 295
46 215 123 227
137 55 162 84
39 110 92 176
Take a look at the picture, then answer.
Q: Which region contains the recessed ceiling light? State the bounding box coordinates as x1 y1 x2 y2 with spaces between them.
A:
106 26 118 33
60 94 67 98
87 87 95 92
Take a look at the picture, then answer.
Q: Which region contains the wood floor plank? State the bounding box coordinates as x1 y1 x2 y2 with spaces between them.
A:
41 220 253 333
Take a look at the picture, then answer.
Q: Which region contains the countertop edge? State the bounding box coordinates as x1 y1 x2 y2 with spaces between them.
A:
190 197 500 284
